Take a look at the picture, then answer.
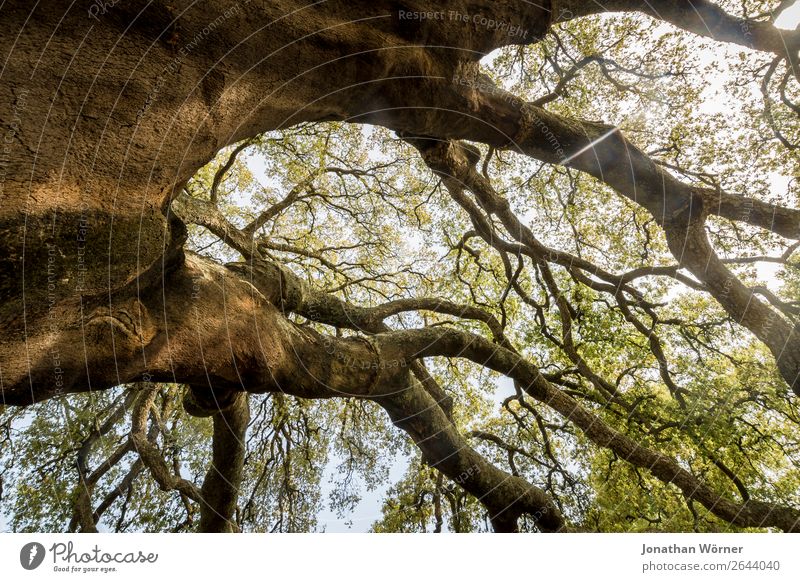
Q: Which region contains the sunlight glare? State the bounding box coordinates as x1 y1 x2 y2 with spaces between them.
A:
775 0 800 30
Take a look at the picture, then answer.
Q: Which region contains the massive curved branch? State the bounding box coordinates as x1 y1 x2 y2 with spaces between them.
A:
376 378 563 532
409 80 800 394
380 324 800 532
555 0 800 63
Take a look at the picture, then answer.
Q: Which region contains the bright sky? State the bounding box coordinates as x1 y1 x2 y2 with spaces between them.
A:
317 452 409 532
775 0 800 29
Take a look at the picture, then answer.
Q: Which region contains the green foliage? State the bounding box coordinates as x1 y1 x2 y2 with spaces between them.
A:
3 2 799 532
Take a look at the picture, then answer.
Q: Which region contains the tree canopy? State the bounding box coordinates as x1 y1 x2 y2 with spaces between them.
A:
1 0 800 533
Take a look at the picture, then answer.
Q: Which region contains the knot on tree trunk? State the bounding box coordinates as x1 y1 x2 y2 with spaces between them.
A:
183 385 244 418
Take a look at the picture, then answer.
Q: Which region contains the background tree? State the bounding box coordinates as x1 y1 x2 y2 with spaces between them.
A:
1 0 799 532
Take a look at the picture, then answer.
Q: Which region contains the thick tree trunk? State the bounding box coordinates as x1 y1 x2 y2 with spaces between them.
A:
0 0 551 403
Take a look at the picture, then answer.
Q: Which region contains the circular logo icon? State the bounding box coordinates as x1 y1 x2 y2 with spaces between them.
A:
20 542 46 570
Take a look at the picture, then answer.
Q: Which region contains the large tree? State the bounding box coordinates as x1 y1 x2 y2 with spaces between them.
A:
1 0 800 532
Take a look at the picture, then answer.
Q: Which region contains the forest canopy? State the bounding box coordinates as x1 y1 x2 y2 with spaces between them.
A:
1 0 799 533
